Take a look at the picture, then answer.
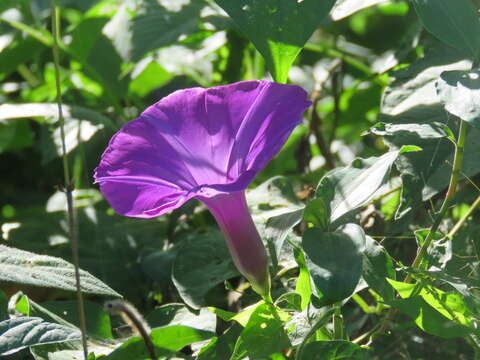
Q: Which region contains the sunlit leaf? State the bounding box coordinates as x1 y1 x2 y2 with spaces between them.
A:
0 317 81 356
0 245 121 297
230 303 290 360
436 69 480 128
214 0 336 82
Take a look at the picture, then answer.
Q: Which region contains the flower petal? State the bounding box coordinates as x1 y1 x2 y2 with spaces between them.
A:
95 80 310 217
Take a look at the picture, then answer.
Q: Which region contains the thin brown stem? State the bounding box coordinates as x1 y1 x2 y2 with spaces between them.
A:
51 3 88 358
310 90 335 170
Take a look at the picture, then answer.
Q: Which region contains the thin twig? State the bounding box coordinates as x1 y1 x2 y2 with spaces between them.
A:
105 300 157 360
447 194 480 240
329 62 343 145
310 90 335 170
51 3 88 358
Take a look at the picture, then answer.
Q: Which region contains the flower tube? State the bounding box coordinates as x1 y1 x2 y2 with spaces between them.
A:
94 80 311 298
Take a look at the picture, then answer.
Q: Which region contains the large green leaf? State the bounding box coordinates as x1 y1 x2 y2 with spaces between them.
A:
310 151 401 227
302 224 366 303
0 317 81 356
0 245 121 297
412 0 480 59
172 230 239 309
436 69 480 129
214 0 336 82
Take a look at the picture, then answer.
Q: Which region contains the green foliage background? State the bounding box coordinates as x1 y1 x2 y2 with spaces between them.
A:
1 0 480 359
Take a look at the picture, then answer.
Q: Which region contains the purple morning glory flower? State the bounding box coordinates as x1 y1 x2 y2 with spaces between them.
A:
94 80 311 298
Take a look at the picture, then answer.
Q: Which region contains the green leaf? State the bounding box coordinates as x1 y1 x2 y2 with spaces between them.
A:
404 268 480 313
298 340 370 360
414 229 451 269
293 247 312 311
214 0 336 82
172 230 239 309
264 207 304 272
376 45 480 217
0 119 33 153
387 279 474 338
105 325 214 360
436 69 480 128
105 0 205 62
129 61 172 97
314 151 400 226
37 301 113 339
0 244 121 297
69 17 128 100
411 0 480 59
231 304 290 360
302 224 366 303
286 304 335 348
0 36 46 77
0 317 81 356
146 304 216 332
362 236 396 301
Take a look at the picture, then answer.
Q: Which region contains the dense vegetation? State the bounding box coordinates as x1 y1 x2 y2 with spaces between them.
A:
1 0 480 359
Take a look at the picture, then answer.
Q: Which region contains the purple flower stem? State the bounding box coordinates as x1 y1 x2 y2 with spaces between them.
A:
200 191 272 301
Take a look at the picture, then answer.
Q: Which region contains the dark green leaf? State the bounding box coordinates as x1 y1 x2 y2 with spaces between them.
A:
302 224 366 303
214 0 336 82
70 17 128 99
197 323 243 360
412 0 480 59
298 340 370 360
264 207 304 272
0 36 45 77
362 236 396 301
172 230 238 309
0 317 81 356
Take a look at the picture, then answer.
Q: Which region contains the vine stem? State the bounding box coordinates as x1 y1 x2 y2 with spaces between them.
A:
375 119 468 337
404 119 468 283
447 194 480 240
51 3 89 358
